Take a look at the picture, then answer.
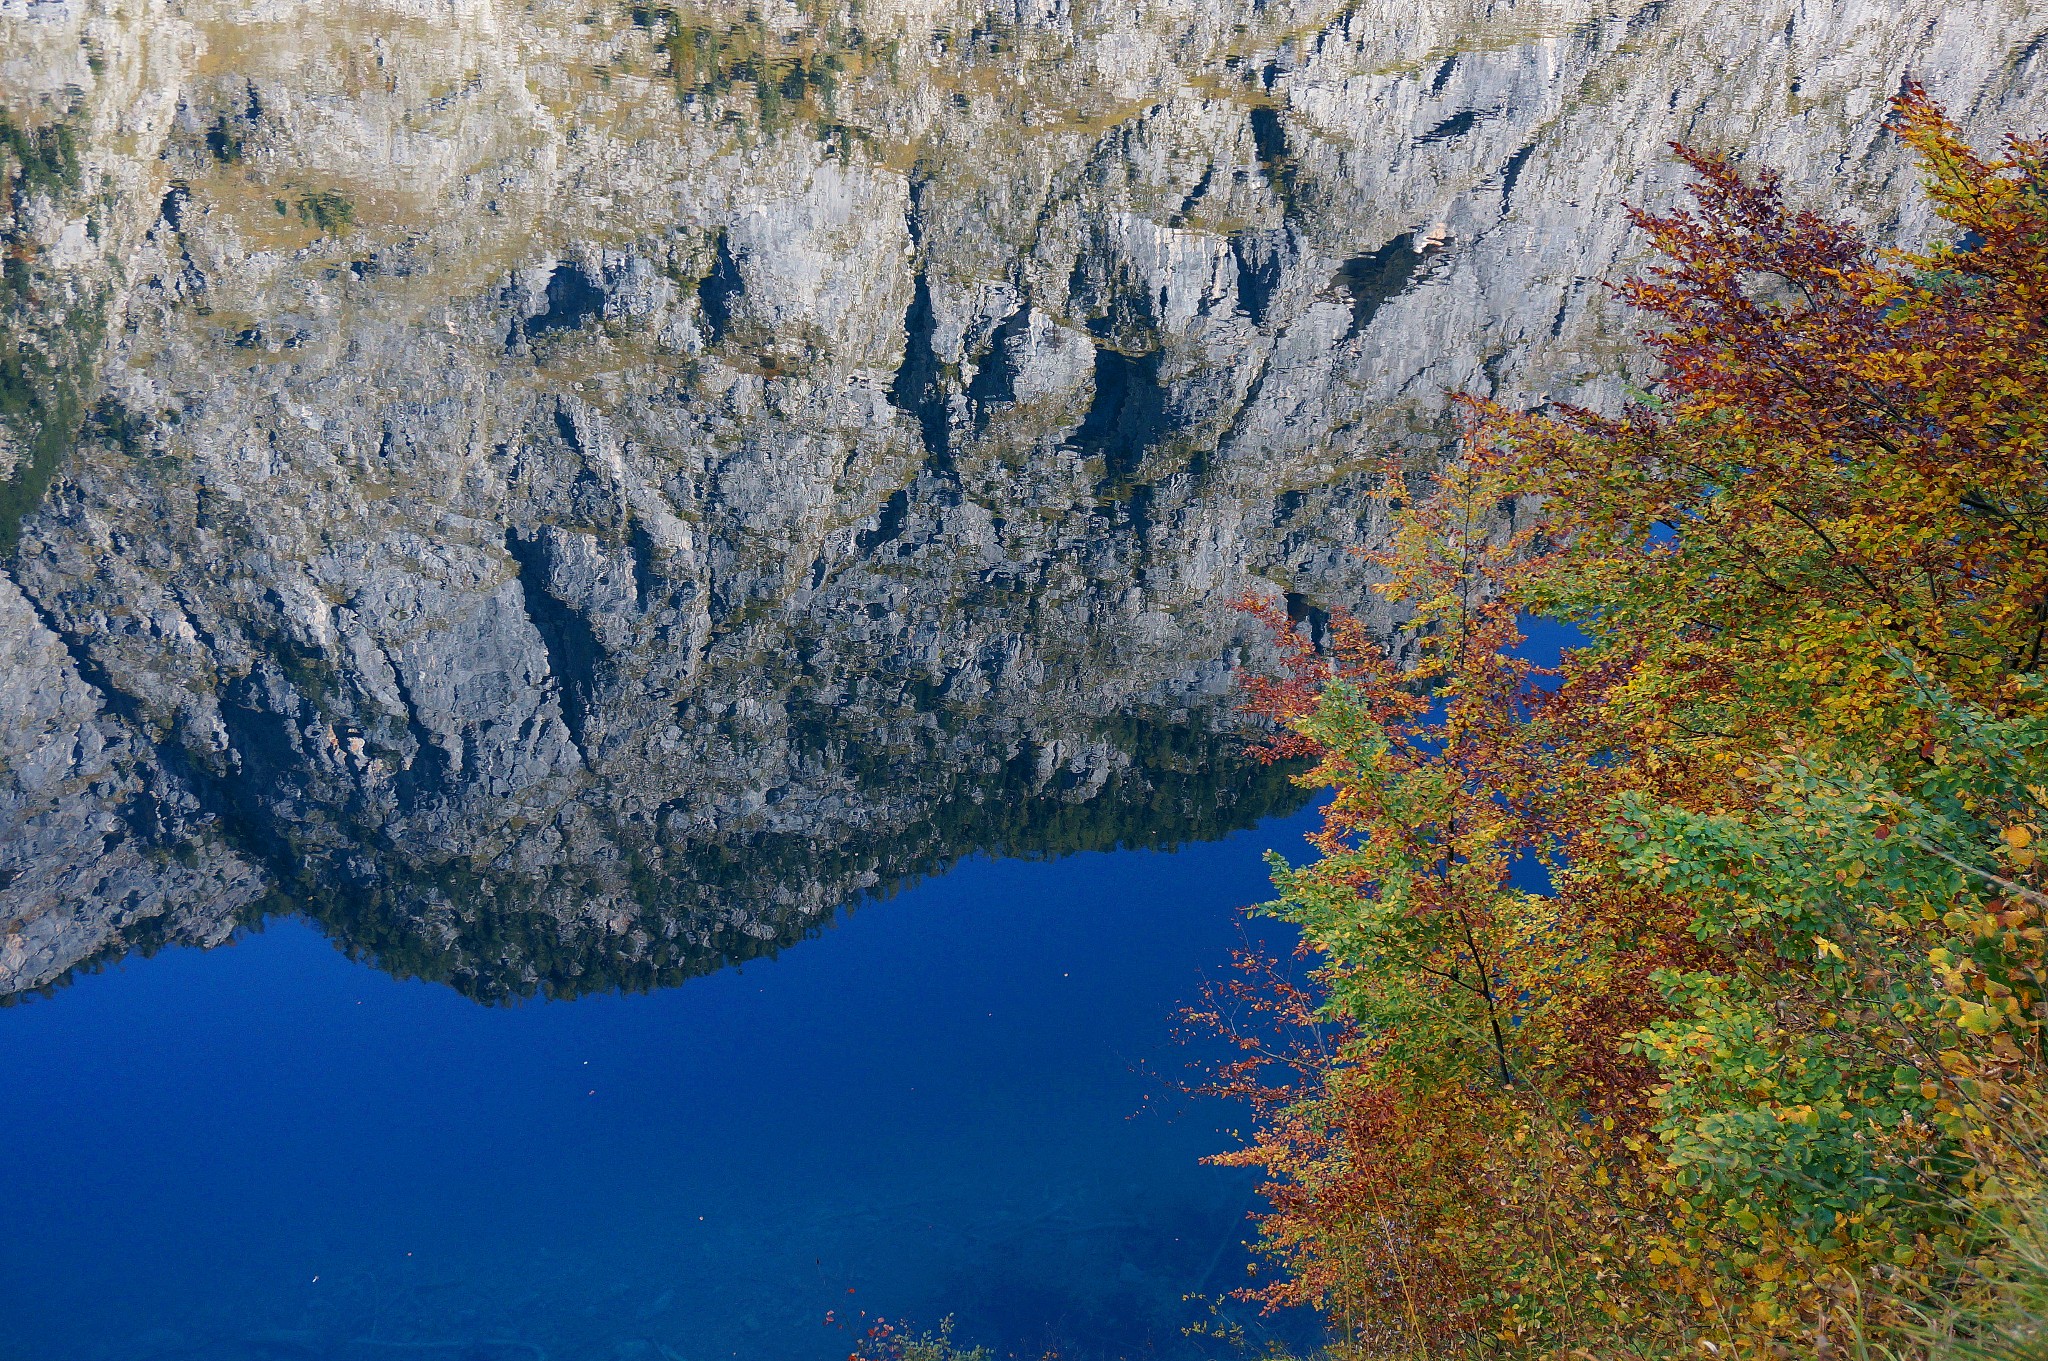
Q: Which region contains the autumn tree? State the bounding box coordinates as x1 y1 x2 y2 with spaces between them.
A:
1220 88 2048 1359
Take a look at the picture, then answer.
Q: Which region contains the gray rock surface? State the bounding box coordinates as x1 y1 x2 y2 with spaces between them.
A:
0 0 2042 998
0 568 260 995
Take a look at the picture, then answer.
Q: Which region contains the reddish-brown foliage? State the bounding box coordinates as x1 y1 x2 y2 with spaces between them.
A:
1203 87 2048 1359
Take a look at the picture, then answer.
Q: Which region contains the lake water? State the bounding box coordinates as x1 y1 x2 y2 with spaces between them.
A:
1 806 1323 1361
3 1 2042 1357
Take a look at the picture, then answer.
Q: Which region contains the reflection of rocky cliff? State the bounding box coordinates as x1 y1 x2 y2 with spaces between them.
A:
301 720 1308 1002
1 0 2044 1000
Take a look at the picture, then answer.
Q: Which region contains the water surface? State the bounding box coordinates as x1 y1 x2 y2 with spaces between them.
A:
1 807 1322 1361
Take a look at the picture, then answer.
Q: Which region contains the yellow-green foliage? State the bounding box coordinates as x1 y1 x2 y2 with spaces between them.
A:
1224 89 2048 1360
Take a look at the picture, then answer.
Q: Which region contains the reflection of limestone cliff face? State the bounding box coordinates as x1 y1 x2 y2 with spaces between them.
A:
306 721 1308 1002
0 570 261 998
0 0 2043 999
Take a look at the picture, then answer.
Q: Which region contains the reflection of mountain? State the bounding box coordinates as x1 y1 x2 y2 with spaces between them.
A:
1 0 2044 999
301 720 1307 1003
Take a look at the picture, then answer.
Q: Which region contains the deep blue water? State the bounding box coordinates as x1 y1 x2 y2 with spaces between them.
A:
0 807 1326 1361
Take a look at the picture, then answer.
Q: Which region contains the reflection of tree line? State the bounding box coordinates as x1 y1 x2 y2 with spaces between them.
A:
276 715 1304 1004
0 891 205 1010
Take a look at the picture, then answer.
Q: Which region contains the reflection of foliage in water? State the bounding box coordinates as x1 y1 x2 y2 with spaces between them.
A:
289 715 1305 1004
